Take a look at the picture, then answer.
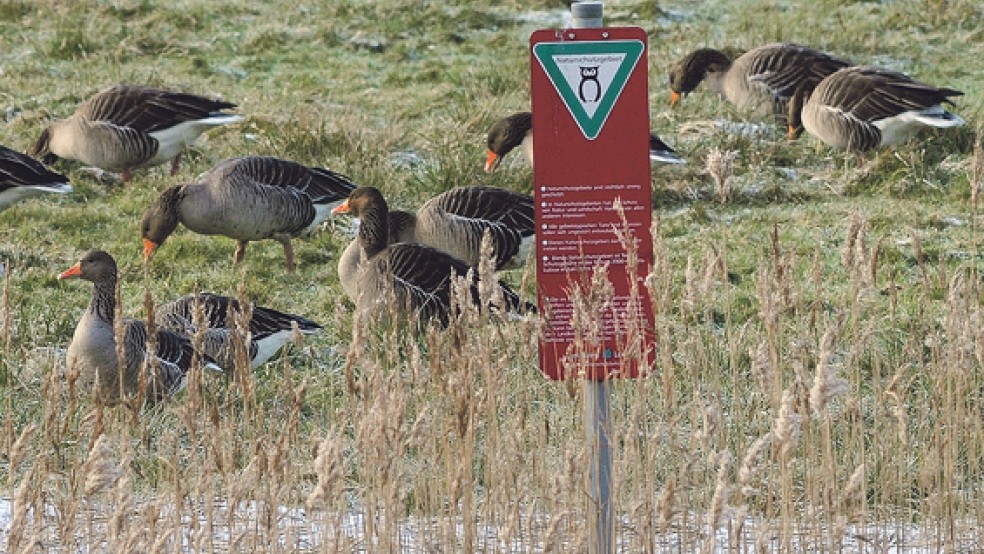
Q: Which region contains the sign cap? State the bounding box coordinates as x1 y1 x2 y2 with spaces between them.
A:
571 1 603 28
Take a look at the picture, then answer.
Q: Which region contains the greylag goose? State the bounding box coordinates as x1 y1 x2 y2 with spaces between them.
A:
669 43 851 119
788 65 965 151
157 292 321 370
332 187 534 326
484 111 684 172
29 84 243 183
0 144 72 211
58 250 217 404
141 156 357 272
337 186 534 300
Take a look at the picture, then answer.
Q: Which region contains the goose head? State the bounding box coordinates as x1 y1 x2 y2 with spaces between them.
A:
669 48 732 106
141 185 185 260
787 78 817 141
332 187 389 257
28 126 59 166
485 112 532 173
58 249 118 283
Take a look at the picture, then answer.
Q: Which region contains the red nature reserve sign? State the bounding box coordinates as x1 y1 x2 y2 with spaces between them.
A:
531 27 655 381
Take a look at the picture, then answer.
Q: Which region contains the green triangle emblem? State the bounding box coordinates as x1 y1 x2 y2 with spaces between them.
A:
533 40 644 140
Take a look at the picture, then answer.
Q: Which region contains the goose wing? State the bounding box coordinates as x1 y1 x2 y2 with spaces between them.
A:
816 66 963 123
431 186 535 236
78 85 239 132
0 145 71 191
122 319 197 399
746 44 852 102
384 243 531 324
221 156 356 206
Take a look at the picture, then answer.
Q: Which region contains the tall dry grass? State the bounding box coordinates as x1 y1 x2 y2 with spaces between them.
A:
3 147 984 552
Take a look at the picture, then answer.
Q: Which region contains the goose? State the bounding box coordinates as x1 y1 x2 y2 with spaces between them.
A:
669 43 852 119
0 144 72 211
787 65 965 151
484 111 684 172
141 156 357 272
337 186 535 301
156 291 321 370
58 250 218 405
29 84 244 183
332 187 535 327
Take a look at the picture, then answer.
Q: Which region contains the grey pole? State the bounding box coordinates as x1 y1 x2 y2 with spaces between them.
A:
568 5 614 552
585 377 613 554
570 1 604 29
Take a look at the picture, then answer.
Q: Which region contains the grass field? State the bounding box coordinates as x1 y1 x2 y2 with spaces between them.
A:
2 0 983 551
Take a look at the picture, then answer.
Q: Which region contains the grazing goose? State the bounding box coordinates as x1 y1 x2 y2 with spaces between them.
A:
141 156 357 272
29 84 244 183
484 111 684 172
58 250 217 405
332 187 534 327
0 144 72 211
788 65 965 151
337 186 534 300
669 43 852 119
157 292 322 370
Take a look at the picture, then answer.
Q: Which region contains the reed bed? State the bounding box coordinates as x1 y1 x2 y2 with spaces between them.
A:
4 178 984 550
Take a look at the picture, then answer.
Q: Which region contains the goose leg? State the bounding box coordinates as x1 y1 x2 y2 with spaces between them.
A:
280 239 296 273
170 152 183 176
234 241 248 264
122 168 132 184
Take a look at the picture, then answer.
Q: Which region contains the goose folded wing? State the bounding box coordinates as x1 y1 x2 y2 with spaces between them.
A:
224 157 355 204
123 319 198 397
747 48 851 101
249 305 322 338
0 146 69 186
83 86 237 132
385 244 459 319
433 187 535 234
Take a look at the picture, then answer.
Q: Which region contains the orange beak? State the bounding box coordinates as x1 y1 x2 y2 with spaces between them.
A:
57 262 82 280
484 150 500 173
670 91 681 107
787 125 800 141
331 199 351 215
143 238 158 261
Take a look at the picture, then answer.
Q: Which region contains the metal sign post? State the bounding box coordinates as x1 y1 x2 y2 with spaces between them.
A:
531 3 655 552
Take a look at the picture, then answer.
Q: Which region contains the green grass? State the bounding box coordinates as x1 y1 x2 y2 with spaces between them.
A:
2 0 984 550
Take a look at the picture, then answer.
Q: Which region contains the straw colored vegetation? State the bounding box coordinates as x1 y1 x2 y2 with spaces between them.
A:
2 0 983 551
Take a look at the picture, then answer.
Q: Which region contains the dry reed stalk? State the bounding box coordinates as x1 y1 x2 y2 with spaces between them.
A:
6 465 36 552
83 433 125 496
971 129 982 213
697 402 721 452
883 368 911 448
108 447 134 548
656 479 676 534
706 148 738 204
842 214 861 271
756 261 782 408
774 389 801 459
704 451 732 541
738 432 772 498
749 340 775 400
1 262 9 352
305 432 345 510
7 423 37 487
808 318 848 416
684 255 697 316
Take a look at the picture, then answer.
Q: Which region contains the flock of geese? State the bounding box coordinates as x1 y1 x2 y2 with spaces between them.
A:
0 41 967 404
